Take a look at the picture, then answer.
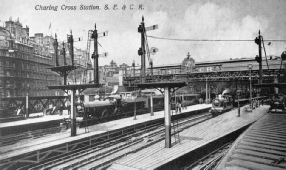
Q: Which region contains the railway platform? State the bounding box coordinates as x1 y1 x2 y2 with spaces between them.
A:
216 113 286 170
108 105 270 170
0 104 211 169
0 111 70 135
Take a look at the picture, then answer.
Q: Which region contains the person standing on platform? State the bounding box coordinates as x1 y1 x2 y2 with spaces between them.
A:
199 98 203 104
66 99 71 115
178 101 182 113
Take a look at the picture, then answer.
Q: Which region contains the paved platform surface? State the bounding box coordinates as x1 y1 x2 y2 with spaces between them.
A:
217 113 286 170
109 105 269 170
0 104 211 161
0 111 70 128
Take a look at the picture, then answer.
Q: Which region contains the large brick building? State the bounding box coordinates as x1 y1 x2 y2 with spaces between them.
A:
0 17 89 99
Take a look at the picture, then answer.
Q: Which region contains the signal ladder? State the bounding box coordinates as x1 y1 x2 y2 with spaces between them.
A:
171 104 180 144
82 30 93 84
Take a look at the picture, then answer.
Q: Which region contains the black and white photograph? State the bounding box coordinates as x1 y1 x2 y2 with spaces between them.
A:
0 0 286 169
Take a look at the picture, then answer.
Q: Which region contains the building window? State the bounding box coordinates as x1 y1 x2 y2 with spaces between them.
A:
6 80 10 86
6 90 10 97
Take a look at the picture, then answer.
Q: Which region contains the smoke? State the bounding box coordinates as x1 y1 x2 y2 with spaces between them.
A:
222 88 230 96
132 2 269 65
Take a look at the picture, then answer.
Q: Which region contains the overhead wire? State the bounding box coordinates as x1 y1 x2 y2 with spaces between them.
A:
148 35 286 78
261 36 269 70
147 36 254 42
147 35 286 42
97 41 108 57
143 27 152 67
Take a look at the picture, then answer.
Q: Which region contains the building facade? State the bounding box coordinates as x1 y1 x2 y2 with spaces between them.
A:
97 60 130 86
0 17 90 99
0 18 60 98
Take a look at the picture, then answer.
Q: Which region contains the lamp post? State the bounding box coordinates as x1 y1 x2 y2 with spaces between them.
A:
237 90 241 117
26 93 29 118
150 93 154 116
205 78 208 104
248 64 253 111
134 95 137 120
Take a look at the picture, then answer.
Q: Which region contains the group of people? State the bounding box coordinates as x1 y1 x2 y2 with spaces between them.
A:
174 100 187 113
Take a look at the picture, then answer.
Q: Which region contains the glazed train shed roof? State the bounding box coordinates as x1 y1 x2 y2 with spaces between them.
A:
137 82 187 89
150 57 255 69
255 83 286 88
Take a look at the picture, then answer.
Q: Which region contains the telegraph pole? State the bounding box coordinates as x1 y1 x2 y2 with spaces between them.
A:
255 30 263 83
62 42 67 65
138 16 146 83
53 34 59 67
67 30 74 67
137 17 158 83
91 24 99 84
132 60 135 77
150 59 153 76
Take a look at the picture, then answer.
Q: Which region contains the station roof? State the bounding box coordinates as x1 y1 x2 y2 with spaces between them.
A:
254 83 286 88
149 57 256 69
48 83 102 91
137 82 187 89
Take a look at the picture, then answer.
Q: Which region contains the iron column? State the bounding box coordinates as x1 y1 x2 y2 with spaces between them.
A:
53 34 59 67
71 89 76 136
164 87 171 148
26 94 29 118
248 64 253 110
237 90 241 117
206 78 208 104
134 96 137 120
140 17 146 83
150 94 154 116
63 42 67 85
69 31 74 67
132 60 135 77
258 31 262 83
63 42 67 65
92 24 99 84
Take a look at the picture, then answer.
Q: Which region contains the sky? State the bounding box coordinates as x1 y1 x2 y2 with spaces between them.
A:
0 0 286 67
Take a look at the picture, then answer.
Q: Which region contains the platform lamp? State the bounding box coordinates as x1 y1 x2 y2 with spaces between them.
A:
134 95 137 120
133 90 138 120
236 90 242 117
248 64 253 111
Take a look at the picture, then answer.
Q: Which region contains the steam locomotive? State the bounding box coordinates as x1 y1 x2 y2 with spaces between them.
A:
76 97 146 124
75 92 201 126
209 95 233 116
269 93 286 113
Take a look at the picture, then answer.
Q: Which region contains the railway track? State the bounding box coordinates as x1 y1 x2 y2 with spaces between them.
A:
21 112 212 170
0 126 67 147
184 142 233 170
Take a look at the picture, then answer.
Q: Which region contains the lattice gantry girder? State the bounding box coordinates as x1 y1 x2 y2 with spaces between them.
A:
124 69 284 85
